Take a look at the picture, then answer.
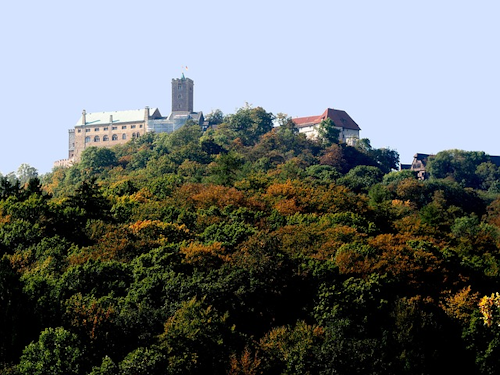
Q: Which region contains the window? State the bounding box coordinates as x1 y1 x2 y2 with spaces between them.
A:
94 136 100 142
122 125 127 129
103 135 109 141
122 133 127 140
139 125 143 128
85 129 90 132
95 128 99 131
85 136 90 143
178 84 182 90
112 134 118 141
77 129 81 133
131 125 136 129
103 127 108 131
178 94 182 99
112 126 117 130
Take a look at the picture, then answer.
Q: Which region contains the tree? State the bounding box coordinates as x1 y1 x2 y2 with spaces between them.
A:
427 149 489 188
225 106 274 146
476 161 500 192
317 118 340 146
17 327 84 375
208 151 244 185
16 164 38 186
0 176 20 200
205 109 224 125
338 165 385 193
158 297 237 374
79 147 118 173
354 139 399 173
66 178 112 222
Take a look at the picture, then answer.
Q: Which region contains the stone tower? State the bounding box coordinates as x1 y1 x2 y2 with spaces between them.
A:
171 74 194 112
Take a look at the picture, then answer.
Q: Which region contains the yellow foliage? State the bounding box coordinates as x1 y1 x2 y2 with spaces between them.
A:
180 241 228 266
441 286 479 322
129 187 153 203
479 292 500 327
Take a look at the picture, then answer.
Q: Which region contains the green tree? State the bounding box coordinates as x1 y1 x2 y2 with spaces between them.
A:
65 178 112 222
16 164 38 186
225 106 274 145
208 151 244 185
205 109 224 125
17 327 84 375
427 149 489 188
0 256 34 363
79 147 118 173
158 297 237 374
476 161 500 192
88 356 119 375
0 176 20 200
317 117 340 146
338 165 385 192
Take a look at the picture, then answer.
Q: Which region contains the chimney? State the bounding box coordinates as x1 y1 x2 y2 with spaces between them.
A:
109 114 113 124
144 106 150 129
82 109 87 125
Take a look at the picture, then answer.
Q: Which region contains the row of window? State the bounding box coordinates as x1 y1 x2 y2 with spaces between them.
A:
79 124 142 133
85 132 141 143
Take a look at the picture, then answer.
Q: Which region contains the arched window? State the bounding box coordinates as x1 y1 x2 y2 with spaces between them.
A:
132 133 136 138
112 134 118 141
122 133 127 140
103 135 109 141
85 136 90 143
94 136 100 142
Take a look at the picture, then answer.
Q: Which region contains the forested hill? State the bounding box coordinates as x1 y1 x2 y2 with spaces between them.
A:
2 106 500 374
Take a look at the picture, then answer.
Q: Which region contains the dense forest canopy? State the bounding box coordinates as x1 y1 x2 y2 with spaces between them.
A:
1 106 500 374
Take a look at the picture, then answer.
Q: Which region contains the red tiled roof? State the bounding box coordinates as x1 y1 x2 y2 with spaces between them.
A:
292 108 361 131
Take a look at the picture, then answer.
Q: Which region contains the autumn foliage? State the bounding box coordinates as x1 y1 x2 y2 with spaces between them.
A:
2 108 500 374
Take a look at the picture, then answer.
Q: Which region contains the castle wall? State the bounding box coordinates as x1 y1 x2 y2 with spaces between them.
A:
73 120 147 161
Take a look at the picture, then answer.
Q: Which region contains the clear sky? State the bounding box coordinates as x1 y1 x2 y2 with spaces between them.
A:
1 0 498 175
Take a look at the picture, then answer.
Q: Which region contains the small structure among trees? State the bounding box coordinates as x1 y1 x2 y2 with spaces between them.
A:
292 108 361 144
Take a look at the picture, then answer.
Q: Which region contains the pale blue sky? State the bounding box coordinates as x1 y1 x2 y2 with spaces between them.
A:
0 0 498 175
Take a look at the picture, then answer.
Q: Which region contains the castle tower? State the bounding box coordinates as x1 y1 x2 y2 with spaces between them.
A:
171 75 194 113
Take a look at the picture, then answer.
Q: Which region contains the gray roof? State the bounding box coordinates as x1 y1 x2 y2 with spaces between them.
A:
76 108 160 126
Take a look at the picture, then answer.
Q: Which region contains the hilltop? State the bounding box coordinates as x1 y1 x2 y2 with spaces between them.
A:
1 106 500 374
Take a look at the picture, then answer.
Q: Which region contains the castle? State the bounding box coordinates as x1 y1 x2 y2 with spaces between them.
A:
292 108 361 145
55 75 204 167
55 75 363 168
